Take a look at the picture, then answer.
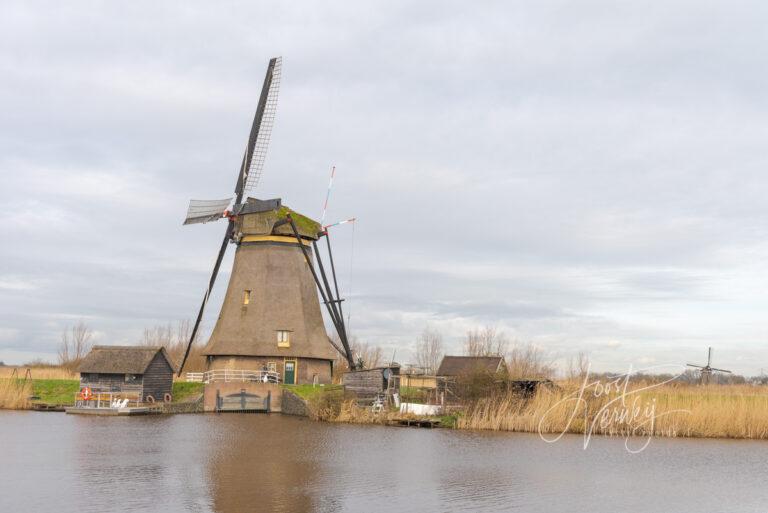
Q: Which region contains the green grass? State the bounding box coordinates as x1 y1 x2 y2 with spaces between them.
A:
400 386 428 403
31 379 80 405
25 379 204 406
172 381 205 402
281 383 342 400
437 413 459 429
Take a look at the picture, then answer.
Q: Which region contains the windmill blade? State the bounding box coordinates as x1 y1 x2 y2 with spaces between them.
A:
707 347 713 366
234 56 282 203
711 368 732 374
686 364 705 368
178 223 233 376
183 198 232 225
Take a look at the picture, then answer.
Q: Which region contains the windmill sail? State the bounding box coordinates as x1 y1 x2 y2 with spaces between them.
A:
235 56 282 201
183 198 233 225
179 56 282 376
178 224 234 374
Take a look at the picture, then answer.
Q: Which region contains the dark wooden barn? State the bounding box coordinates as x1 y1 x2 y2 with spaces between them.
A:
78 346 176 402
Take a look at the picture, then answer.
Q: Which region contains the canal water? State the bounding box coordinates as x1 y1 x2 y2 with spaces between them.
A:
1 411 767 513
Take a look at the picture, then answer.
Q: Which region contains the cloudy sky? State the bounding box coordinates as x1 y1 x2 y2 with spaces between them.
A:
2 1 768 374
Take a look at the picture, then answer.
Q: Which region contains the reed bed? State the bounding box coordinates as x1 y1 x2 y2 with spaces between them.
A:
0 378 32 409
308 394 401 425
458 381 768 440
0 366 79 409
0 366 77 380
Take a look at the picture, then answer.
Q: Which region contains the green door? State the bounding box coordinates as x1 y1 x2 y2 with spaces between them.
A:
284 361 296 384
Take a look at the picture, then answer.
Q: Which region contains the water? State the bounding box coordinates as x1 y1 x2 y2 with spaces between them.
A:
1 411 767 513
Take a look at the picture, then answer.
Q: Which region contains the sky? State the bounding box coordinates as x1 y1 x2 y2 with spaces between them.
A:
2 1 768 375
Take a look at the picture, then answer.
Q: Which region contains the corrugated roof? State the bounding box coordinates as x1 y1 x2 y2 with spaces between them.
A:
78 346 175 374
436 356 506 376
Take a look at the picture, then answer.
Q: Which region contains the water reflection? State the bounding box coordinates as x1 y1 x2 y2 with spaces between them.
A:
205 415 323 513
2 411 768 513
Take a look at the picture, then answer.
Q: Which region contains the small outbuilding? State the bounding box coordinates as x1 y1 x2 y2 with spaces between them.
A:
436 355 508 377
342 364 400 400
78 346 176 402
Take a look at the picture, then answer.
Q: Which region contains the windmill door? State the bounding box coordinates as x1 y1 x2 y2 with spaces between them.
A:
284 360 296 385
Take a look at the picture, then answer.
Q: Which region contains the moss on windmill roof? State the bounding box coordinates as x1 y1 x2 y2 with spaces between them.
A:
276 206 321 235
238 201 322 239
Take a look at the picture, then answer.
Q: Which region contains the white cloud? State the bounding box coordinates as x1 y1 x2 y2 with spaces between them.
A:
1 1 768 374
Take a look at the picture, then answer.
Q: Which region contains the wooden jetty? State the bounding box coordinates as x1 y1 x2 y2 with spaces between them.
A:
31 403 65 412
65 405 162 416
65 389 163 416
388 417 441 429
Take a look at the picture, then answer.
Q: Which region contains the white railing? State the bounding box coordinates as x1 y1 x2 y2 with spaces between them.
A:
186 369 281 384
73 390 143 409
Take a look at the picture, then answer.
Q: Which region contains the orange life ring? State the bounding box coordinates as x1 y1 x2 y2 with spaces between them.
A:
145 395 155 403
80 387 92 401
163 393 172 403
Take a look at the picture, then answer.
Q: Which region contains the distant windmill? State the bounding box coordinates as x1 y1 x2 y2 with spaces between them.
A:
687 347 732 384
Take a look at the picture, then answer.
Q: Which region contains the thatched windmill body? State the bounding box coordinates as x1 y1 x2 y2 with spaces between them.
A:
178 57 354 385
687 347 731 384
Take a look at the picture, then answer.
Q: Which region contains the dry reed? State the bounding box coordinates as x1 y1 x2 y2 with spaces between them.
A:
309 397 403 425
0 366 77 380
0 378 32 409
458 380 768 440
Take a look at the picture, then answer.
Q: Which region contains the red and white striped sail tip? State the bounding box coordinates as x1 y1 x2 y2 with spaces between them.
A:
320 165 336 224
323 217 356 230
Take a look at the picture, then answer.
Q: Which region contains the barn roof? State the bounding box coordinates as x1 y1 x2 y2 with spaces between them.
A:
436 356 507 376
78 346 176 374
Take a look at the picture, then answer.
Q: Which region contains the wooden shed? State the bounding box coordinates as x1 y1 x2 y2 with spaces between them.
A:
342 364 400 400
78 346 176 402
436 356 508 377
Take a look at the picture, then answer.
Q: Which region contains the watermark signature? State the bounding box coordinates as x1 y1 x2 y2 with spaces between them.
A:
538 364 691 453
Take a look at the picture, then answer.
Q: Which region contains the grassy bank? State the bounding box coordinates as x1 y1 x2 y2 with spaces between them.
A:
171 382 205 402
6 367 768 442
281 383 342 401
0 369 205 409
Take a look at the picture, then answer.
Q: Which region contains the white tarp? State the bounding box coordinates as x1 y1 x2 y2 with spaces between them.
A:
399 402 441 415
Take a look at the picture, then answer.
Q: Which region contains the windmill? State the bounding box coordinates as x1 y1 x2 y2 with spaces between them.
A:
177 57 355 384
686 347 732 384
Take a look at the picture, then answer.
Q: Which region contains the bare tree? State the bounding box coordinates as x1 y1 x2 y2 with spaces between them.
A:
355 340 383 369
566 351 590 381
58 321 93 371
140 320 198 369
507 343 555 379
141 323 173 348
331 334 383 371
415 326 444 374
464 326 509 357
175 319 191 348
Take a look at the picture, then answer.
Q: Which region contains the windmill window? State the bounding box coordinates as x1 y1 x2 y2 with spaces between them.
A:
243 290 251 305
268 362 277 373
277 330 291 348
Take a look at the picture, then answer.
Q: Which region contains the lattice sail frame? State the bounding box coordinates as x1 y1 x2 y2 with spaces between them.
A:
243 56 282 193
183 198 233 225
